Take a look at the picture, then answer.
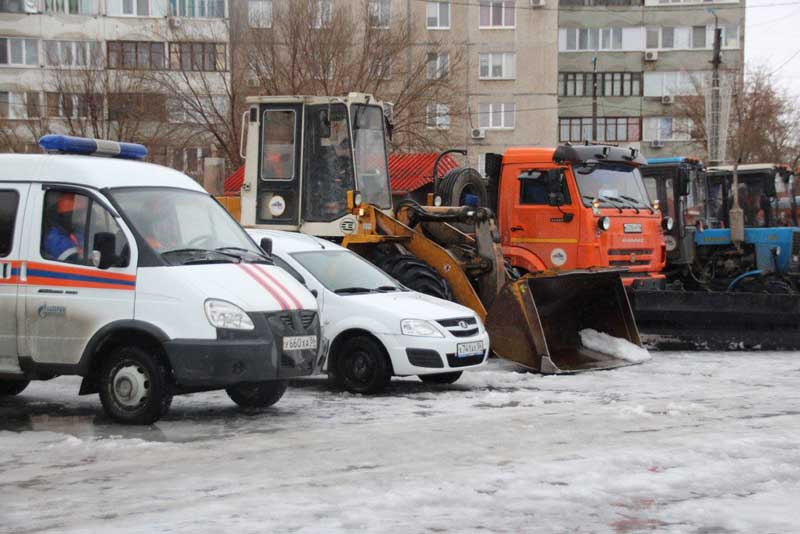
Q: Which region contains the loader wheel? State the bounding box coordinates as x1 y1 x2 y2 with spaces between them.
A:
99 346 173 425
335 335 391 394
227 380 288 409
419 372 462 385
0 380 30 397
436 167 488 207
376 255 452 301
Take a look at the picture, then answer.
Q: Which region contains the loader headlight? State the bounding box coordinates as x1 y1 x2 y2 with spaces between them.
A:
204 299 255 331
598 216 611 231
354 191 363 207
663 216 674 232
401 319 444 338
434 194 443 207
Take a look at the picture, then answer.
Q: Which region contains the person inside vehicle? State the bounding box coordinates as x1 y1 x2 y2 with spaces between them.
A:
43 192 87 263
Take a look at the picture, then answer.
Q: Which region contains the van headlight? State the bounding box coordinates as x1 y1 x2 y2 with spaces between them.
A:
400 319 444 338
205 299 255 331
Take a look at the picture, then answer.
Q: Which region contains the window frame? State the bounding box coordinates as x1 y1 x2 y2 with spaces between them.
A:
369 0 391 28
107 40 165 70
169 0 227 18
558 117 641 143
426 1 450 30
479 52 516 80
0 189 20 258
426 52 449 80
478 102 516 130
168 42 227 72
425 103 450 130
248 0 272 28
479 0 516 29
0 37 39 67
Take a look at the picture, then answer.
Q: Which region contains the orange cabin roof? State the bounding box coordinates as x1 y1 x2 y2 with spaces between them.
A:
499 147 557 166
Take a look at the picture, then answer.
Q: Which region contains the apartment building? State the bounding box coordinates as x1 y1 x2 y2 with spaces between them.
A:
0 0 230 179
233 0 559 174
557 0 745 158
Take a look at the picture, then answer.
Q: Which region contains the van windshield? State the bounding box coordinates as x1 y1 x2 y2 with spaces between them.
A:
291 250 402 294
111 188 265 265
576 163 651 210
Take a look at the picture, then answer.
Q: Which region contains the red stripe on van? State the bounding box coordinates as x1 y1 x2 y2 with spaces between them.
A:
255 265 302 310
238 263 288 310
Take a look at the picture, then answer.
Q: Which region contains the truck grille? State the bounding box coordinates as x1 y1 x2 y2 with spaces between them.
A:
610 259 651 267
278 311 317 330
436 317 479 338
608 249 654 256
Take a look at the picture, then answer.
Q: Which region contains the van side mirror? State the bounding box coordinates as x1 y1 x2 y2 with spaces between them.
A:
260 237 273 256
93 232 117 270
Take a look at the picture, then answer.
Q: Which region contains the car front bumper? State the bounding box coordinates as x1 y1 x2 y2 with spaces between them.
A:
379 331 491 376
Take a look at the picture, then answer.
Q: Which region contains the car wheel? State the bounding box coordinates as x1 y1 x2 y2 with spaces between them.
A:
419 371 463 385
0 380 30 397
336 335 391 394
226 380 288 408
99 346 173 425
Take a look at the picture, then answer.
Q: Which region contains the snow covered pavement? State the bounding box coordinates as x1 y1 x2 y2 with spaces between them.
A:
2 352 800 533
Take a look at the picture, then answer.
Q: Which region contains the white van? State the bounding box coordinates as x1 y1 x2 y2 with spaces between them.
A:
0 136 319 424
247 229 490 394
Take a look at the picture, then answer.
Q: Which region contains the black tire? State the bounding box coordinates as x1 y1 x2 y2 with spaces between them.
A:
0 380 30 397
376 255 452 300
419 372 463 385
226 380 288 408
99 346 173 425
334 335 391 394
436 167 488 207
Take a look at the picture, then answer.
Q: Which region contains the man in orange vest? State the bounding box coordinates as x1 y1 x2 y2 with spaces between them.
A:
43 192 87 263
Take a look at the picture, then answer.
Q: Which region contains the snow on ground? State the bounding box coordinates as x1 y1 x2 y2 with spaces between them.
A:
1 352 800 534
580 329 652 363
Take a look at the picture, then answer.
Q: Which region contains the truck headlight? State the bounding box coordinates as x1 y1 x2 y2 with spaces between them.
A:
663 216 674 231
598 216 611 231
401 319 444 338
205 299 255 331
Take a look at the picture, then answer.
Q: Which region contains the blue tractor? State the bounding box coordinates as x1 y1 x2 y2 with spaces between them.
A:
631 159 800 349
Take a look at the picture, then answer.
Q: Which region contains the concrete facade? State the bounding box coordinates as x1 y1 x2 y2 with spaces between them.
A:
557 0 745 159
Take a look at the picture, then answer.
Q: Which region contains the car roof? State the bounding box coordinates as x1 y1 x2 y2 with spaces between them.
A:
0 154 206 193
245 228 345 255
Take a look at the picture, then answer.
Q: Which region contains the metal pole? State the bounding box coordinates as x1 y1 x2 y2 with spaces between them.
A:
591 56 598 142
709 14 722 166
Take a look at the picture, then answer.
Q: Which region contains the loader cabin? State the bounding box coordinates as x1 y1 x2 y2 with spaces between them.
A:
484 144 668 288
239 93 393 238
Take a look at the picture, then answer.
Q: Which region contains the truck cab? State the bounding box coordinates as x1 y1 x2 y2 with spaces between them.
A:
489 144 668 287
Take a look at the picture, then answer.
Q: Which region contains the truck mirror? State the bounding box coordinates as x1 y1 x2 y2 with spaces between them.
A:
679 168 691 197
319 110 331 139
92 232 117 270
260 237 273 256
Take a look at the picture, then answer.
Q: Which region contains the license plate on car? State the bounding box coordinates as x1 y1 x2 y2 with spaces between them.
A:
457 341 484 357
283 335 318 351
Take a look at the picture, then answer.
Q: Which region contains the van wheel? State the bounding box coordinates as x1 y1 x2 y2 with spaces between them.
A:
419 372 463 385
0 380 30 397
226 380 288 409
99 346 173 425
335 336 391 394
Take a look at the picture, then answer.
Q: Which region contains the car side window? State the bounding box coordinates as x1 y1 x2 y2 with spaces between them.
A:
41 190 91 265
87 201 130 268
519 169 571 205
0 190 19 257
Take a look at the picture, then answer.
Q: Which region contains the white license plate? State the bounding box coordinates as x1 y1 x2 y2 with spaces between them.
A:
624 223 643 233
283 335 318 351
457 341 484 357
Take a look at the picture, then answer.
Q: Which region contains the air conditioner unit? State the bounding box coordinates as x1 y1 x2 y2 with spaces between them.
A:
471 127 487 140
247 78 261 88
529 0 545 7
169 17 183 29
649 140 665 148
661 95 674 105
644 50 658 62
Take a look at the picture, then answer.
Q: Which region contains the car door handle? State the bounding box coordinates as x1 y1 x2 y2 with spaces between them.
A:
510 226 524 232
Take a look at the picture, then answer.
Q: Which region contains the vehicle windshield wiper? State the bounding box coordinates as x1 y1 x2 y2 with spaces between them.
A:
619 195 654 214
215 246 273 263
334 287 373 294
161 248 242 265
583 195 623 213
375 285 399 292
614 195 641 213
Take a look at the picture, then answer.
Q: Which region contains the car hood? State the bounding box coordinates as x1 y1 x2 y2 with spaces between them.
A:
342 290 476 321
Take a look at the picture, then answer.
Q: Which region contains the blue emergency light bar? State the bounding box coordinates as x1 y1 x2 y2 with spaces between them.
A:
646 157 687 165
38 135 148 161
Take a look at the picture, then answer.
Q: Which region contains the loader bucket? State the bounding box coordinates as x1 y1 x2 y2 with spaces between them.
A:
486 270 642 373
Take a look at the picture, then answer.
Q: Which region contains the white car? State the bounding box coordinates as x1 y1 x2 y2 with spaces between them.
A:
247 229 490 394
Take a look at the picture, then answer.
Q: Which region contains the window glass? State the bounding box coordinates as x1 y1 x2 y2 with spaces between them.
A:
261 109 296 180
353 104 392 209
575 164 650 208
41 190 90 264
692 26 706 48
662 27 674 48
0 190 19 257
519 170 570 206
291 250 397 293
87 199 129 267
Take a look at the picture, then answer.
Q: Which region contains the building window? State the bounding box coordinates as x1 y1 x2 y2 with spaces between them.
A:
426 104 450 129
479 0 515 28
44 0 100 15
249 0 272 28
0 91 30 118
559 117 641 142
559 72 641 97
691 25 706 48
0 0 28 13
107 41 165 70
479 102 515 129
45 40 102 67
169 0 226 17
45 92 102 119
643 117 692 141
426 1 450 29
369 0 391 27
169 42 227 71
643 71 706 97
562 28 623 51
0 37 39 67
368 57 392 79
426 52 449 79
311 0 332 28
108 0 167 16
722 25 738 48
479 52 515 80
108 93 166 121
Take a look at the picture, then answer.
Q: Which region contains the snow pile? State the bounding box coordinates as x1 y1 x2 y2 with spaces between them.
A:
579 328 652 363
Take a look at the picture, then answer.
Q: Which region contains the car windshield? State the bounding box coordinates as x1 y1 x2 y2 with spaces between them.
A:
576 163 651 209
290 250 401 293
352 104 392 209
110 188 264 265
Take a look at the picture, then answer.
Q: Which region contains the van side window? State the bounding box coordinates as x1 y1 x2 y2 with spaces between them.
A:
519 169 571 205
88 201 130 268
0 190 19 257
41 190 90 264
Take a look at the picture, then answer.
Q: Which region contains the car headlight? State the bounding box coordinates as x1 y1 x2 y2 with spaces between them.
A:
204 299 255 331
400 319 444 338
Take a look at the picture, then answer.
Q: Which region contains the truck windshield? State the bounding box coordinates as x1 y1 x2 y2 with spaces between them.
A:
707 175 775 228
291 250 401 294
576 163 651 209
111 188 263 264
352 104 392 209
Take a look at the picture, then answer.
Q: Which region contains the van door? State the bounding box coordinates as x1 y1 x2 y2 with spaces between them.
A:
508 168 579 270
0 184 30 374
20 186 137 369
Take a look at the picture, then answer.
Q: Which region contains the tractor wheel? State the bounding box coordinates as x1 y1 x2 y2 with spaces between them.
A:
376 255 452 301
436 167 488 207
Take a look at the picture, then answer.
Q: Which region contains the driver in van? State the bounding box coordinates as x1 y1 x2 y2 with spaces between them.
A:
43 192 87 263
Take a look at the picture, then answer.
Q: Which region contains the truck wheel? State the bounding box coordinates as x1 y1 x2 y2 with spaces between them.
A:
376 255 452 300
419 372 463 385
99 346 173 425
335 335 391 394
0 380 30 397
226 380 288 408
436 167 488 207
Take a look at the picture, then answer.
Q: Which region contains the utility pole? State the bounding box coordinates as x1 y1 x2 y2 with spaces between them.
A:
708 19 722 166
591 55 598 142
